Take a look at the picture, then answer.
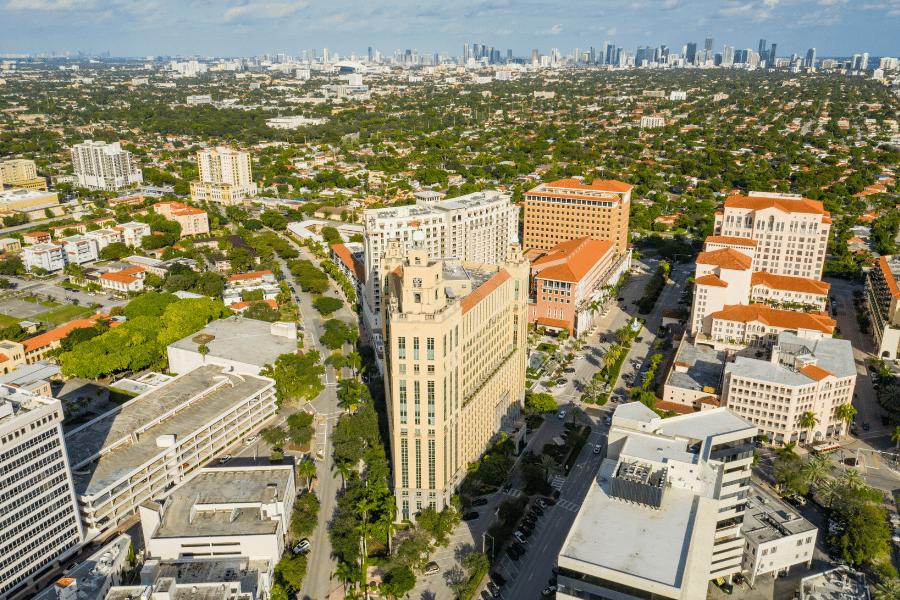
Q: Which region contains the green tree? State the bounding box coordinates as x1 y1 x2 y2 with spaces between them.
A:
833 497 890 566
298 460 317 492
290 492 320 538
801 411 820 442
274 554 308 591
835 403 857 438
539 454 561 482
243 300 281 322
314 295 344 316
347 351 361 378
321 319 358 350
261 426 287 447
381 566 416 600
197 344 209 362
417 506 460 547
335 561 360 595
525 392 558 413
873 579 900 600
260 351 326 403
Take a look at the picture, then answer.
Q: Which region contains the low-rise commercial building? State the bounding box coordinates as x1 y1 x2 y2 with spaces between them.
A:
723 332 856 444
167 317 298 376
798 566 870 600
556 404 756 600
63 365 277 537
708 304 836 348
99 267 146 294
662 338 727 410
106 557 273 600
0 340 26 375
33 534 132 600
22 315 118 364
0 389 83 600
0 361 59 396
0 189 62 220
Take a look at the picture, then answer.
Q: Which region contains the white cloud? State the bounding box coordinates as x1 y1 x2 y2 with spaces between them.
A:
222 1 308 22
607 27 617 34
494 28 513 35
536 23 563 35
5 0 96 9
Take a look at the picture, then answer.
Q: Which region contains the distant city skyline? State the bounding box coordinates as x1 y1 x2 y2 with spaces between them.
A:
0 0 897 58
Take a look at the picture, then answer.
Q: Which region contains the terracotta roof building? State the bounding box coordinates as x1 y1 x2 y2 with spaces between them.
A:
153 201 210 237
523 178 633 255
23 314 119 363
865 255 900 359
749 272 830 311
527 237 630 336
330 242 365 299
708 304 835 347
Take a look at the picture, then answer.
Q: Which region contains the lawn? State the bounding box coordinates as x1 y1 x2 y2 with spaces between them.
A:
36 304 93 326
23 296 37 303
0 313 21 327
535 342 558 354
40 300 61 308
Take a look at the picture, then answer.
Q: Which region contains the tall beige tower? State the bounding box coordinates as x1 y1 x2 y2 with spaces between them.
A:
382 235 528 519
191 147 257 206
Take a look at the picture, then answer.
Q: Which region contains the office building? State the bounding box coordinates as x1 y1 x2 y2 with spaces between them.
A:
741 483 817 585
0 159 46 191
138 462 294 562
71 141 143 191
686 42 697 63
806 48 816 68
107 557 272 600
362 190 518 336
0 189 62 219
523 178 632 254
556 404 756 600
382 240 529 519
34 535 132 600
153 201 210 237
723 46 735 66
708 304 835 346
166 316 298 376
712 192 831 280
64 365 277 537
190 147 258 206
723 332 856 443
0 389 83 599
528 237 630 336
705 37 715 51
798 566 869 600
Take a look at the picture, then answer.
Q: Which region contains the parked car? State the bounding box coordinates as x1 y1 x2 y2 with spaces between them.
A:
514 531 527 544
557 379 567 385
292 538 310 554
542 586 558 596
424 562 440 576
617 297 625 301
462 511 480 521
593 444 602 454
531 506 544 516
481 590 493 600
506 547 520 561
487 581 502 597
219 454 232 464
863 422 871 431
574 355 584 360
518 525 533 537
472 497 489 507
490 572 506 586
512 542 526 554
558 411 567 419
523 514 537 525
537 499 548 509
244 436 258 445
525 428 533 434
565 368 575 373
605 417 612 426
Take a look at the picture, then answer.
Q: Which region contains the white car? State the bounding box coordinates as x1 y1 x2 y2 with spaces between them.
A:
514 531 527 544
558 411 566 419
244 436 258 445
593 444 602 454
293 538 310 554
574 355 584 360
219 454 232 464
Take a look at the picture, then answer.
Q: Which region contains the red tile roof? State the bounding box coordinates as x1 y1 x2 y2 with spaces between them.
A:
536 317 570 329
696 248 753 271
704 235 758 247
724 194 828 216
461 269 511 314
528 178 633 195
750 272 830 295
231 299 278 311
531 237 615 283
331 243 366 283
228 270 273 282
709 304 835 334
799 364 834 381
878 256 900 299
695 274 729 287
23 314 119 353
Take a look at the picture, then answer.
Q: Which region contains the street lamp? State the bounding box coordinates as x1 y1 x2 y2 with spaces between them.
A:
483 532 495 558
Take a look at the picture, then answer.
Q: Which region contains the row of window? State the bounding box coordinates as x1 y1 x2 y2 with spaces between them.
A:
0 422 57 457
0 533 77 596
1 460 65 506
0 481 71 541
0 447 62 491
0 513 77 573
0 489 72 547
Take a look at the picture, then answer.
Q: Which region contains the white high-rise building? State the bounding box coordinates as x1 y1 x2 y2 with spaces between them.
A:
556 404 756 600
362 191 518 347
71 141 143 191
191 146 258 206
0 388 83 599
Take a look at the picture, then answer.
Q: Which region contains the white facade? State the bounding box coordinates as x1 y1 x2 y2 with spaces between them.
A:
197 147 254 187
64 366 277 538
640 115 666 128
59 235 99 266
71 141 143 191
83 228 123 252
362 190 518 335
0 389 83 599
670 90 687 100
114 222 151 247
557 404 756 600
23 243 66 273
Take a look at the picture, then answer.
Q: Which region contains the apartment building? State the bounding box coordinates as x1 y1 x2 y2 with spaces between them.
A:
58 236 100 267
22 232 50 246
0 159 46 191
556 404 756 600
138 463 294 562
363 190 518 337
113 221 151 247
723 332 856 444
153 202 210 237
741 483 817 585
712 192 831 280
190 147 258 206
382 239 528 519
71 141 143 191
749 271 829 311
865 254 900 360
22 243 66 273
0 389 83 600
708 304 836 347
330 242 365 299
22 315 118 365
527 237 630 336
0 238 19 253
63 365 277 537
523 178 632 254
99 267 146 294
83 228 123 252
107 558 273 600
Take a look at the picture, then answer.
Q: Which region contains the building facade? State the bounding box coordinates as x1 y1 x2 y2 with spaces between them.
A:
712 192 831 280
527 237 630 336
71 141 143 191
557 404 756 600
153 202 210 237
382 241 528 519
708 304 835 348
114 222 151 247
866 255 900 359
0 390 83 599
191 147 258 206
0 189 61 219
23 243 66 273
362 190 518 338
0 159 46 191
523 178 632 255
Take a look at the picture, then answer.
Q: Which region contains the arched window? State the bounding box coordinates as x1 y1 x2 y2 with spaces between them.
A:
414 293 421 303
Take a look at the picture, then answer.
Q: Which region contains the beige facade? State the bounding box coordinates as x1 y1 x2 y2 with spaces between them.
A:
191 147 257 206
0 159 46 191
382 241 528 520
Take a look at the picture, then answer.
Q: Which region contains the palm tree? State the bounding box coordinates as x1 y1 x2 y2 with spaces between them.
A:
197 344 209 364
374 505 398 553
570 406 584 426
298 460 317 492
355 496 377 560
800 411 820 442
347 351 362 379
839 468 866 490
834 403 857 438
334 458 354 490
775 441 800 462
335 561 358 595
872 578 900 600
802 455 832 488
892 425 900 450
819 477 843 508
880 385 900 412
539 454 561 482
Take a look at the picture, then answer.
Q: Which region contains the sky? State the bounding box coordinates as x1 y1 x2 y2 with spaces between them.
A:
1 0 897 58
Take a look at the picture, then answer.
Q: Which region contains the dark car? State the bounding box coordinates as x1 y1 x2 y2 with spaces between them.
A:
863 422 871 431
617 297 625 301
512 541 526 553
523 514 537 524
532 505 544 516
472 497 489 507
482 590 493 600
526 428 533 434
487 582 501 597
557 378 567 385
503 482 513 492
636 337 643 342
462 511 480 521
518 525 533 537
565 368 575 373
490 572 506 587
506 547 520 561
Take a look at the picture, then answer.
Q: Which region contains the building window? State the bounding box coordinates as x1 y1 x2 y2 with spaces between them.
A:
428 439 436 489
414 338 420 360
399 381 407 424
427 337 435 360
414 381 421 424
428 381 435 425
398 337 406 360
415 440 422 488
401 439 408 487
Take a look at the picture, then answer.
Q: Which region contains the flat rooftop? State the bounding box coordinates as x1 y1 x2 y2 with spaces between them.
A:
441 260 496 292
775 332 856 379
366 190 510 219
742 483 816 545
33 535 132 600
800 566 869 600
167 316 298 368
655 409 756 456
726 356 815 388
153 468 292 538
668 342 727 393
158 558 269 596
0 390 57 426
65 365 273 497
559 458 697 589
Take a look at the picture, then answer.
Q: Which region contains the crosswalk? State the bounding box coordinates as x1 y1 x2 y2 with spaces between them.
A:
502 487 522 497
551 475 565 490
556 499 581 512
